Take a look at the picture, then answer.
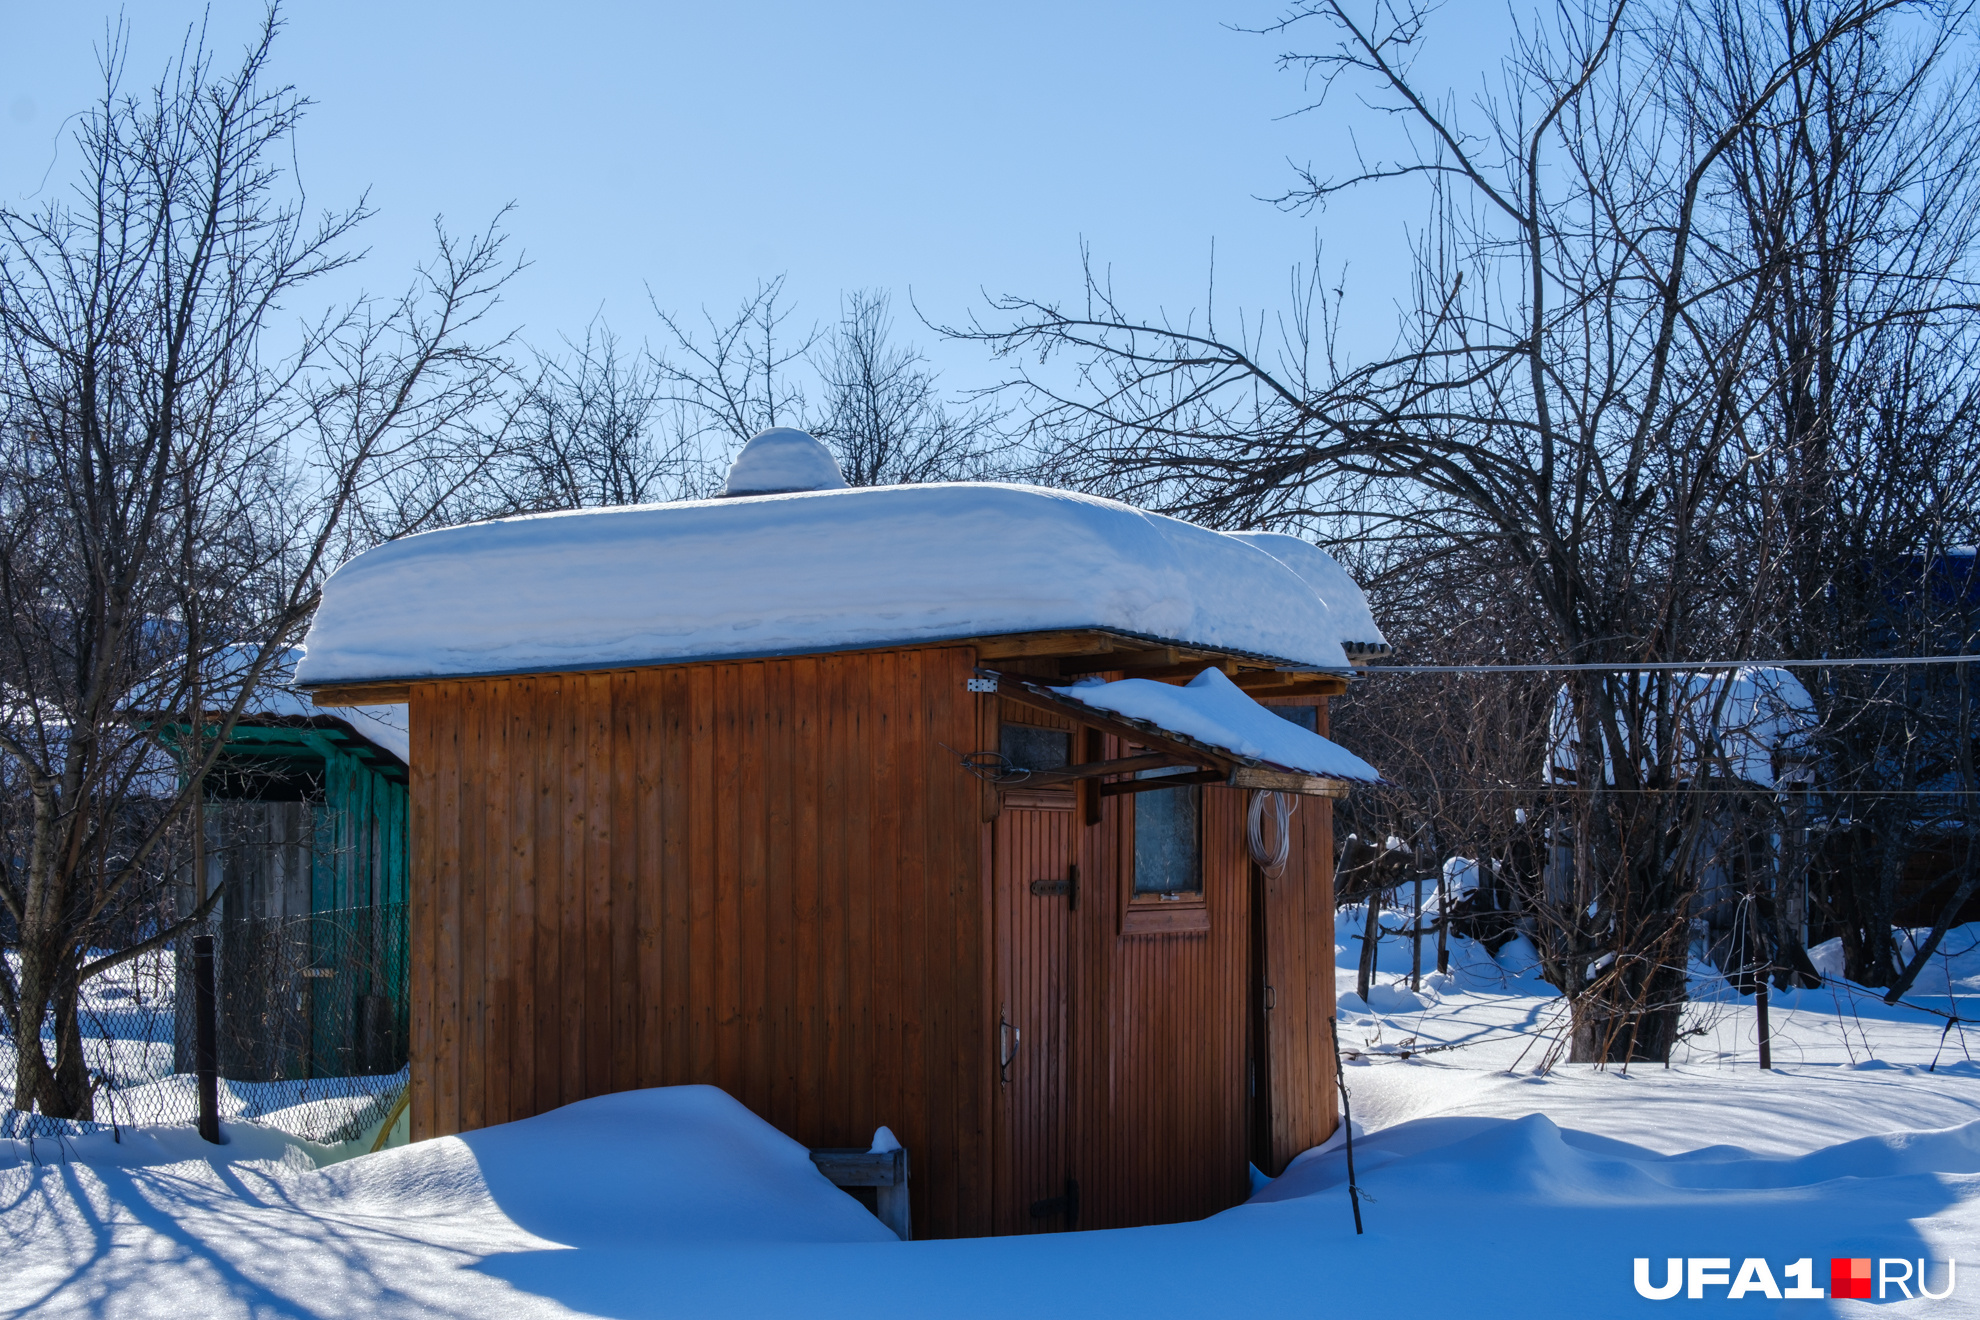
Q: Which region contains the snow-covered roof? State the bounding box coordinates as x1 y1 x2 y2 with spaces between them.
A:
274 695 411 767
296 444 1386 687
1223 532 1389 656
1547 667 1815 789
204 646 410 765
1049 668 1382 783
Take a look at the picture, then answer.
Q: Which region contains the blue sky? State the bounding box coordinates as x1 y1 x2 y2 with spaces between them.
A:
1 1 1510 393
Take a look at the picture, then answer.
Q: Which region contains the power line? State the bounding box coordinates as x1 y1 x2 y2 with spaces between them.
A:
1416 784 1980 797
1365 655 1980 674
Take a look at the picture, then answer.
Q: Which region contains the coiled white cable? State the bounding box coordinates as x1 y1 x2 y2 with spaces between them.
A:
1246 790 1297 876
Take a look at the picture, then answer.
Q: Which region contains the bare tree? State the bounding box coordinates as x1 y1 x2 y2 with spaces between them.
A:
957 0 1976 1061
1700 3 1980 992
651 276 818 466
1325 540 1559 960
813 290 1007 485
500 323 699 511
0 10 517 1118
654 279 1007 488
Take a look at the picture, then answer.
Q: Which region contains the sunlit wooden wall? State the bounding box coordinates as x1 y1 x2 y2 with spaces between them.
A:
406 646 990 1238
405 643 1339 1240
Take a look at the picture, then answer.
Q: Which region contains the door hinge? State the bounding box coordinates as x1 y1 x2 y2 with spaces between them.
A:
1028 863 1078 909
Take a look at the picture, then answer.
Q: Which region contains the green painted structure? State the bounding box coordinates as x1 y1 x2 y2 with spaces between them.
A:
169 713 412 1081
208 718 411 912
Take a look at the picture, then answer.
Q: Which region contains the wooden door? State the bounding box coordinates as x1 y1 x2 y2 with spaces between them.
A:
993 794 1080 1232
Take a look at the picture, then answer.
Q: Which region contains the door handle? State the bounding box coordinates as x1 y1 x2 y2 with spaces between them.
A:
999 1014 1022 1084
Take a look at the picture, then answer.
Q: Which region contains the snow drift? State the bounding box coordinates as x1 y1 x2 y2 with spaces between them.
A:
1223 530 1387 653
12 919 1980 1318
309 1085 894 1247
718 427 850 497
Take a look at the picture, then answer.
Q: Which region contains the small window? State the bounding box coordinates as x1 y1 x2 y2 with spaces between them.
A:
1000 723 1070 774
1133 770 1201 895
1271 704 1319 733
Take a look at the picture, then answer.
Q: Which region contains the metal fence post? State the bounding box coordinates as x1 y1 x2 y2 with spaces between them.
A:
1411 875 1423 992
194 934 220 1143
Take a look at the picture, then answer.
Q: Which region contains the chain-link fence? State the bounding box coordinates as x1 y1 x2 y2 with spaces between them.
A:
1 903 408 1145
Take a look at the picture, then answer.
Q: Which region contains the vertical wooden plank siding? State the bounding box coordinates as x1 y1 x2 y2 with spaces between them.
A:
532 678 563 1118
404 647 987 1238
458 681 485 1133
507 678 538 1123
433 682 463 1136
404 650 1339 1237
733 663 768 1127
1265 698 1342 1171
632 668 666 1087
654 667 691 1088
483 679 512 1135
763 661 798 1135
610 672 640 1095
583 674 614 1101
790 660 823 1143
990 798 1077 1233
407 691 437 1142
1073 732 1253 1231
558 677 586 1108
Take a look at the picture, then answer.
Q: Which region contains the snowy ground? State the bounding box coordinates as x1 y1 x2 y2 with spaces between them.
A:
6 914 1980 1317
0 948 179 1125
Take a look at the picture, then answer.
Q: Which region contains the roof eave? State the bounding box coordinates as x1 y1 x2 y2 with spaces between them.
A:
297 626 1358 705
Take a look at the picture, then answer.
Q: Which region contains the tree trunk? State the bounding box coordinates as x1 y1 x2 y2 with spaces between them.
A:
48 968 91 1120
1842 828 1907 987
1567 770 1690 1065
9 937 95 1120
11 944 54 1115
1357 896 1382 1003
1569 958 1687 1064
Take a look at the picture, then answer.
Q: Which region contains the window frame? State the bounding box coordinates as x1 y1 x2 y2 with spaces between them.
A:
1122 754 1209 935
997 717 1078 811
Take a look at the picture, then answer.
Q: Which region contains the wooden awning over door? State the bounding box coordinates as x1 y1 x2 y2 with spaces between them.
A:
971 670 1360 799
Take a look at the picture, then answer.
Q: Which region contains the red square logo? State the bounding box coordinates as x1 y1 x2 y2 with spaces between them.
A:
1831 1258 1872 1300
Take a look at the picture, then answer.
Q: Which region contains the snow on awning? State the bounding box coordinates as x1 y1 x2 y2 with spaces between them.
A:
988 667 1382 796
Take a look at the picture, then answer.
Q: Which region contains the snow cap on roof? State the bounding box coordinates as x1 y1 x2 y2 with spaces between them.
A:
1052 668 1382 783
720 428 848 497
295 483 1383 686
1224 532 1388 654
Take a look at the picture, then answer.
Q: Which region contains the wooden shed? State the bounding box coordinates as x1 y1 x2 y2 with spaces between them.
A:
296 429 1387 1238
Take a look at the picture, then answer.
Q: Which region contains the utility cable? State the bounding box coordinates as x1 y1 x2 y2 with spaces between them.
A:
1363 656 1980 674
